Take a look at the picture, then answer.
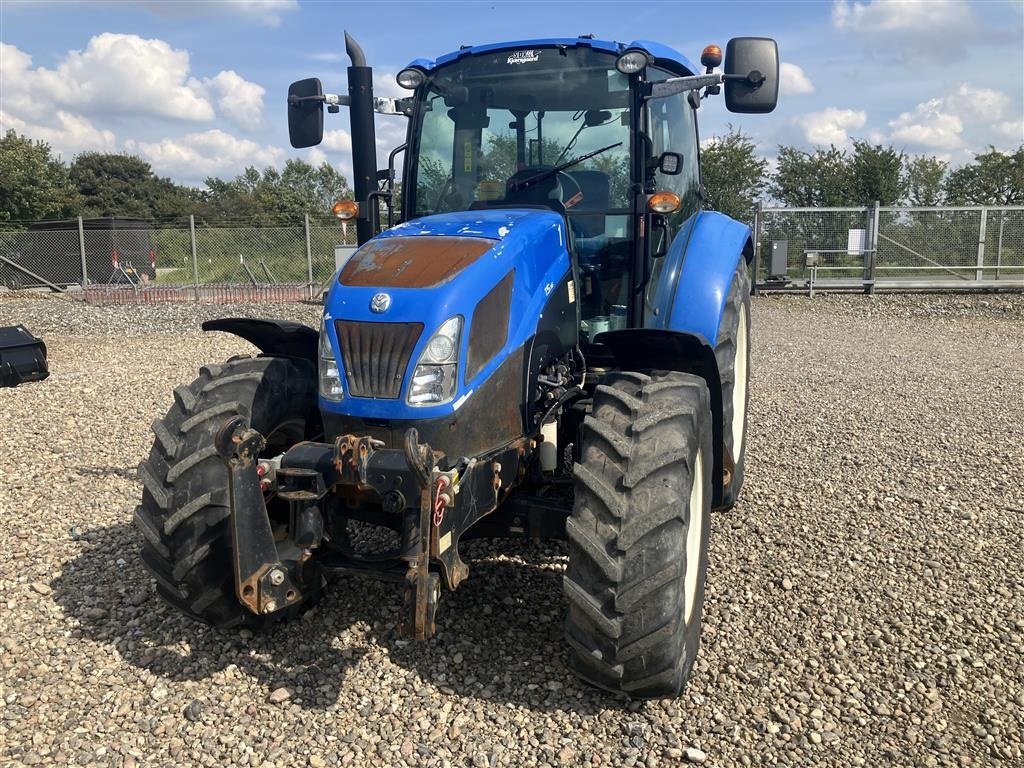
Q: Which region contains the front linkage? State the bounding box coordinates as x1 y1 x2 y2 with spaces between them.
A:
216 417 523 638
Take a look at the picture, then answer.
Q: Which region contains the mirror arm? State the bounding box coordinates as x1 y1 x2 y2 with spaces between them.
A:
644 70 763 100
644 73 723 100
373 97 416 117
288 93 350 107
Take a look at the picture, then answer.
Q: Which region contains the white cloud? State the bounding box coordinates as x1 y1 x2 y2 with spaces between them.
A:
118 0 298 27
201 70 266 128
9 34 215 121
0 35 272 177
799 107 867 147
832 0 980 61
0 36 267 127
307 51 346 64
889 101 963 150
217 0 298 26
887 84 1018 151
995 120 1024 143
0 109 117 158
373 72 406 101
321 129 353 153
306 147 329 167
780 62 814 96
125 129 284 183
832 0 971 32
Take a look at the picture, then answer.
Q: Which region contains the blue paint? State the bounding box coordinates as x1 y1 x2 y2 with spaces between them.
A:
320 209 569 421
648 210 751 344
407 38 697 77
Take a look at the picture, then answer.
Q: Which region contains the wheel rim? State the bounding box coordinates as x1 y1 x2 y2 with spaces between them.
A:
732 309 748 459
684 450 704 625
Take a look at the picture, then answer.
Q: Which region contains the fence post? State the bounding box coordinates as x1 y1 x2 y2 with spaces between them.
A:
866 201 879 295
189 214 200 301
975 207 988 282
304 213 314 300
996 209 1005 280
751 201 762 296
77 216 87 289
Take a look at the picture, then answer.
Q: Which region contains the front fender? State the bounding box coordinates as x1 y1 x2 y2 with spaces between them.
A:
202 318 319 361
664 210 752 343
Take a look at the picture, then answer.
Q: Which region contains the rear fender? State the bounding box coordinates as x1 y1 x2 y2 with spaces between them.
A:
595 328 726 507
202 318 319 361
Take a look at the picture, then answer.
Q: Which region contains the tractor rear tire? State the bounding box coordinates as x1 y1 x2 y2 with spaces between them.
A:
135 355 321 629
715 260 752 509
565 370 713 698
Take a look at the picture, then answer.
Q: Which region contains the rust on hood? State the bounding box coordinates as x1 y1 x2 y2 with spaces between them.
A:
339 236 496 289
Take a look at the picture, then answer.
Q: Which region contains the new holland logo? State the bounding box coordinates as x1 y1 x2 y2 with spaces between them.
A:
370 293 391 313
507 49 539 64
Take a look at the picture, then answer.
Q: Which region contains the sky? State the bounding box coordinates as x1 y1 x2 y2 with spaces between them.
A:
1 0 1022 188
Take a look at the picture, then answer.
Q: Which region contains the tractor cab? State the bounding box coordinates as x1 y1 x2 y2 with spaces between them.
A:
289 36 778 340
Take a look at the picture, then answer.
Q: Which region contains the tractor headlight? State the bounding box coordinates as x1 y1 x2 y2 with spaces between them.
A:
407 316 461 406
615 49 649 74
319 319 343 401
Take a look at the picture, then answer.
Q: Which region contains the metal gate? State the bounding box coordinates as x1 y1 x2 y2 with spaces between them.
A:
753 204 1024 293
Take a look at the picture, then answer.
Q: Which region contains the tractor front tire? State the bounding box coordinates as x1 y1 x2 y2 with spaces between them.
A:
565 371 713 698
135 355 321 628
715 260 752 509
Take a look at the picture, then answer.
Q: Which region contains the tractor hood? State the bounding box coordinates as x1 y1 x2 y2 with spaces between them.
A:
321 208 572 420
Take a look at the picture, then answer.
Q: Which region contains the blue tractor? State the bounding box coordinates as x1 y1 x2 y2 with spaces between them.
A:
136 33 777 698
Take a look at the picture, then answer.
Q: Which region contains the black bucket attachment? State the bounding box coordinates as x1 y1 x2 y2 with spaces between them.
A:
0 325 50 388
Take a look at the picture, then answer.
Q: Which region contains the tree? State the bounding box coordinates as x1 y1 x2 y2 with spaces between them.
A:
943 146 1024 205
904 155 947 206
69 152 193 219
850 141 906 205
0 130 78 224
700 128 769 220
200 160 352 225
770 145 854 207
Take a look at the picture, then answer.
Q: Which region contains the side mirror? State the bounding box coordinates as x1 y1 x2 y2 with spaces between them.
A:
288 78 324 148
724 38 779 114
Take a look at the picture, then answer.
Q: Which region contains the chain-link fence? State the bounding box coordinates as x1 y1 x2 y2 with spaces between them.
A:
0 215 357 304
754 204 1024 293
5 207 1022 303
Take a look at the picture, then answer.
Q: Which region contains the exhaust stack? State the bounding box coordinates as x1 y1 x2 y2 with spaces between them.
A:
345 32 377 246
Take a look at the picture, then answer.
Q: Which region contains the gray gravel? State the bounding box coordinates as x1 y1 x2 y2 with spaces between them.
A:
1 292 1022 767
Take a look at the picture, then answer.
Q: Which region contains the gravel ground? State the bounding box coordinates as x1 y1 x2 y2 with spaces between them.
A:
1 292 1022 768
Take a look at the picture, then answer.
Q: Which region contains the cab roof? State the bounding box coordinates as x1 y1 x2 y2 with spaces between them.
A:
407 37 698 77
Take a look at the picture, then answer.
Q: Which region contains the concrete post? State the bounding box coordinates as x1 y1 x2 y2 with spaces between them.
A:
866 201 880 295
304 213 314 300
77 216 87 288
975 207 988 282
190 214 200 301
751 201 762 296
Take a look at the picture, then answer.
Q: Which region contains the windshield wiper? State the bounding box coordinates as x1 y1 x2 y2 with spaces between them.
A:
510 142 624 191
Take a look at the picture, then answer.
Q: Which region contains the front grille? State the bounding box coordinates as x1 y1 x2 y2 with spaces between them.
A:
334 320 423 399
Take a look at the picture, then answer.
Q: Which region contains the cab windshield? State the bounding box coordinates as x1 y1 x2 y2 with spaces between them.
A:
409 46 636 331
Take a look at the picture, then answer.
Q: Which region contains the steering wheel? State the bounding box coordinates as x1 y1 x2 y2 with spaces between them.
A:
506 166 585 210
556 171 585 209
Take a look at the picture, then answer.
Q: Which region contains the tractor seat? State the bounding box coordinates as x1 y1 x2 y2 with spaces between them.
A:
502 167 566 213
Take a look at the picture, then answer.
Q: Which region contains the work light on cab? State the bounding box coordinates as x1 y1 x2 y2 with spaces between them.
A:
396 68 425 89
615 49 649 74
